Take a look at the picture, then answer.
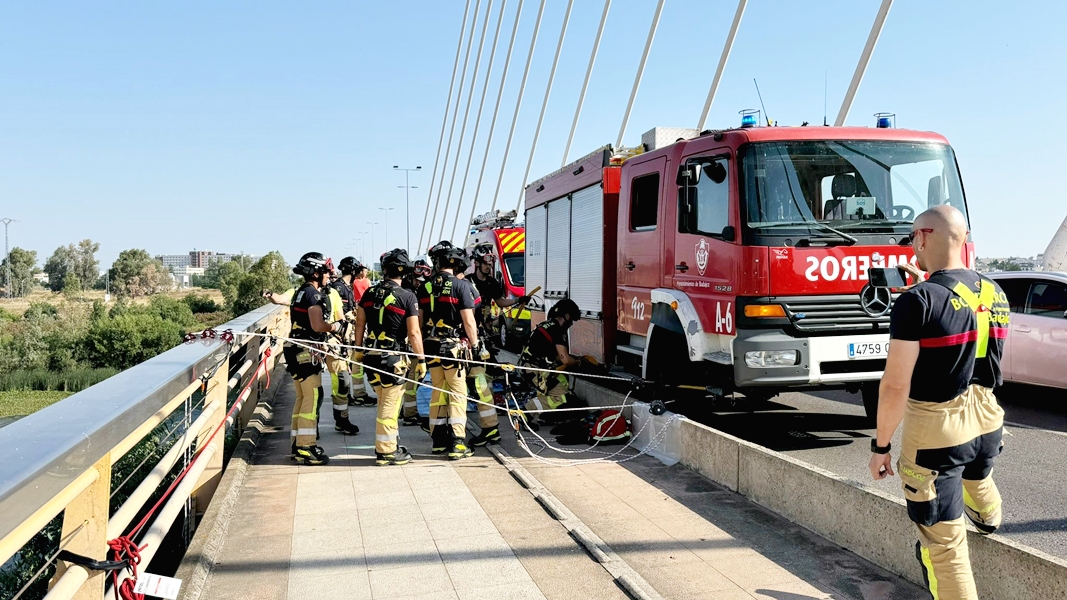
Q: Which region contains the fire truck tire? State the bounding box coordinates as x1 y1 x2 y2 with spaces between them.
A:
860 382 879 424
644 325 688 386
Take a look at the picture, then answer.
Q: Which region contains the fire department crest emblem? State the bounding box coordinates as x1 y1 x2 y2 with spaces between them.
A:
695 239 710 276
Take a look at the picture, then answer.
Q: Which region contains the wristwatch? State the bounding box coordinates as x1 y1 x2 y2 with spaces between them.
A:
870 440 892 454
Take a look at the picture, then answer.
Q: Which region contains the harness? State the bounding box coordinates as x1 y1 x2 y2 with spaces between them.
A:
364 281 409 351
925 274 1000 358
422 274 463 340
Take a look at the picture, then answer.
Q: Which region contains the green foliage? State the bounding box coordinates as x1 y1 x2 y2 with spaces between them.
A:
42 240 99 294
84 310 185 370
1 247 38 297
212 260 248 307
0 389 73 418
182 293 222 314
0 515 62 600
110 249 173 298
987 259 1023 272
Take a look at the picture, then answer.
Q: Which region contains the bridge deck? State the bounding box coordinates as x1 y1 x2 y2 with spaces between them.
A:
185 374 921 600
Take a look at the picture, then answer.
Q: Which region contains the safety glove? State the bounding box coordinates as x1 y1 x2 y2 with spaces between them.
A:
415 360 428 380
352 350 364 363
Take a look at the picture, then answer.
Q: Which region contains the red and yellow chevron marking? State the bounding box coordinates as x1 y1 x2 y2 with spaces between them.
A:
498 230 525 254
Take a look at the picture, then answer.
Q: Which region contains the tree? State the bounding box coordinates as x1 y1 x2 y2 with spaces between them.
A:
43 240 100 293
1 247 37 297
43 245 74 292
233 251 291 314
110 249 172 297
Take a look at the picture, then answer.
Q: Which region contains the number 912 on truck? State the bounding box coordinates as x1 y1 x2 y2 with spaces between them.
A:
523 120 975 419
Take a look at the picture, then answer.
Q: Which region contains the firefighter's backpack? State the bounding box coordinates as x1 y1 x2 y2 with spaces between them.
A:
590 409 631 445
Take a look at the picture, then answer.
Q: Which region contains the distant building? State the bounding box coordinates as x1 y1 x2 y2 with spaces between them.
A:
33 272 49 284
169 266 206 289
976 255 1043 273
157 254 192 270
157 250 256 272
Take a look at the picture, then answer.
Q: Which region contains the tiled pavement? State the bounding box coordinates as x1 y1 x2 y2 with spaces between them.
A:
194 374 922 600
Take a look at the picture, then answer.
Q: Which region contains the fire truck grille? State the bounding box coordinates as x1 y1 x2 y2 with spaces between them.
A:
780 294 898 333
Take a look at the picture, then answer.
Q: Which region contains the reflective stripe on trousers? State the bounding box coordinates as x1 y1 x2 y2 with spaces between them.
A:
429 364 467 445
469 365 498 428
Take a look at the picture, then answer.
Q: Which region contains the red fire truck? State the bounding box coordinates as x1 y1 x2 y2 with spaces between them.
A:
524 123 975 418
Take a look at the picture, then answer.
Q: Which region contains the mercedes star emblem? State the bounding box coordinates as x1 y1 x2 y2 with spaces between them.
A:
859 284 892 317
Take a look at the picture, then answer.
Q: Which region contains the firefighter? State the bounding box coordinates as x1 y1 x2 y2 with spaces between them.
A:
466 243 530 446
353 249 425 466
869 205 1010 600
323 266 360 435
337 257 370 406
418 243 480 459
519 298 582 429
401 256 433 427
283 252 344 465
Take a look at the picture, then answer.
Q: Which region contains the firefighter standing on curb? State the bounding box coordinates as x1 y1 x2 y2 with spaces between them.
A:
418 242 481 459
324 266 360 435
401 256 433 427
283 252 344 465
353 249 425 466
519 298 582 430
467 243 530 446
869 205 1009 600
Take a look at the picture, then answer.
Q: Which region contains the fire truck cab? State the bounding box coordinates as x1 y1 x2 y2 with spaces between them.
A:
525 124 974 417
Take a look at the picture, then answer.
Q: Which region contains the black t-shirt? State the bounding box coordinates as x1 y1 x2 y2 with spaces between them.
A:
416 273 476 335
889 269 1010 402
470 272 505 324
524 319 567 366
290 283 328 341
328 278 355 316
359 280 419 340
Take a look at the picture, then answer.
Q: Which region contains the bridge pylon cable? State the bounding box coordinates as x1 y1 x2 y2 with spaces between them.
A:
616 0 665 150
835 0 893 126
422 0 484 251
433 0 496 244
562 0 611 167
460 0 526 245
512 0 574 215
447 0 509 243
489 0 547 213
418 0 473 253
696 0 747 132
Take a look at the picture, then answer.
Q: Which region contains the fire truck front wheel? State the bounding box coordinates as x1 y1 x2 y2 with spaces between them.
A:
860 382 879 424
643 325 688 387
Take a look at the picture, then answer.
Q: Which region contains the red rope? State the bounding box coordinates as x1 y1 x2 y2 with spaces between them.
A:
107 349 272 597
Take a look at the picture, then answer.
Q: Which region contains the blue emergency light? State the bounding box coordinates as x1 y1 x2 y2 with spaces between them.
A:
739 109 760 128
875 112 895 128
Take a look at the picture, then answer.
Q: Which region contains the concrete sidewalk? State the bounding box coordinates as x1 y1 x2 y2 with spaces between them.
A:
187 375 922 600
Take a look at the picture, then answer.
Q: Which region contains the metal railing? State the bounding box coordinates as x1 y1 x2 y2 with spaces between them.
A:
0 304 288 600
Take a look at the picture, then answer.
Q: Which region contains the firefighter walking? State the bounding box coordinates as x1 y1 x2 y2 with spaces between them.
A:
354 249 425 466
870 206 1010 599
467 243 530 446
418 243 480 459
283 252 344 465
519 299 582 429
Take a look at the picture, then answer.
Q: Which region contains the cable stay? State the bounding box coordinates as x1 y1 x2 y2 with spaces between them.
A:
616 0 665 150
512 0 574 215
696 0 747 132
561 0 611 167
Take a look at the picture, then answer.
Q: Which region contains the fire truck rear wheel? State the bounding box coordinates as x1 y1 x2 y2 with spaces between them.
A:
860 382 879 424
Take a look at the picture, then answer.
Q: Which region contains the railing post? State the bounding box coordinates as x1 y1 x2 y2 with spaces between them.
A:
48 454 111 600
190 359 228 515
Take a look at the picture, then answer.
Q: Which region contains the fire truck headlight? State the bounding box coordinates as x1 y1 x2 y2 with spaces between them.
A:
744 350 800 368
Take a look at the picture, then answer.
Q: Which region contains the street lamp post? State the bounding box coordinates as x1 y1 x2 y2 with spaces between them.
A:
393 165 422 252
1 218 16 298
358 232 369 263
379 208 395 250
366 223 380 264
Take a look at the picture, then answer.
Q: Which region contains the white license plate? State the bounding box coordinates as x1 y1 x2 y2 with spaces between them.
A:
847 341 889 359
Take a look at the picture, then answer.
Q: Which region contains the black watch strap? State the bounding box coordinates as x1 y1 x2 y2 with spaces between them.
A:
870 440 892 454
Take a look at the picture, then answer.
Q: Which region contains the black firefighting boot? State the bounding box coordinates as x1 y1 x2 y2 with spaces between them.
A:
449 440 474 461
376 446 413 466
293 445 330 465
334 419 360 435
468 426 501 447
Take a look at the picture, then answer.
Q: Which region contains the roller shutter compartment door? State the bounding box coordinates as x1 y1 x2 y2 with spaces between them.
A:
568 184 604 317
524 205 547 312
545 198 572 315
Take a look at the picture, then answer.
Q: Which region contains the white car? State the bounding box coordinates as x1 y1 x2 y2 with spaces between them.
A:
985 271 1067 389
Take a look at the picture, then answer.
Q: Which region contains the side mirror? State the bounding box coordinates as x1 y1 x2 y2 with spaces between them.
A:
721 225 736 242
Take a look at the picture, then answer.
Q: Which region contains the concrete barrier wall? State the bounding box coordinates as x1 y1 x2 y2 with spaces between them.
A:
672 418 1067 599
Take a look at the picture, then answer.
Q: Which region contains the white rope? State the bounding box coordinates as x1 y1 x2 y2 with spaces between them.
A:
418 0 473 252
489 0 547 212
561 0 611 167
423 0 484 252
460 0 526 245
434 0 496 244
447 0 509 242
616 0 665 149
512 0 574 215
696 0 747 132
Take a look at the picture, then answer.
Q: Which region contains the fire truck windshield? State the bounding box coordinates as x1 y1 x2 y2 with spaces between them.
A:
503 253 525 287
739 141 968 240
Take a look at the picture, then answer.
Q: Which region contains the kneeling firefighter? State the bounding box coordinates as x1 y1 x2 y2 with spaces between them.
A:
519 299 582 428
325 263 359 435
354 249 426 466
285 252 345 465
418 243 481 459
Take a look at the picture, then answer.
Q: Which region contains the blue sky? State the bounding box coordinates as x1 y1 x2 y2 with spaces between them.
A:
1 1 1064 268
